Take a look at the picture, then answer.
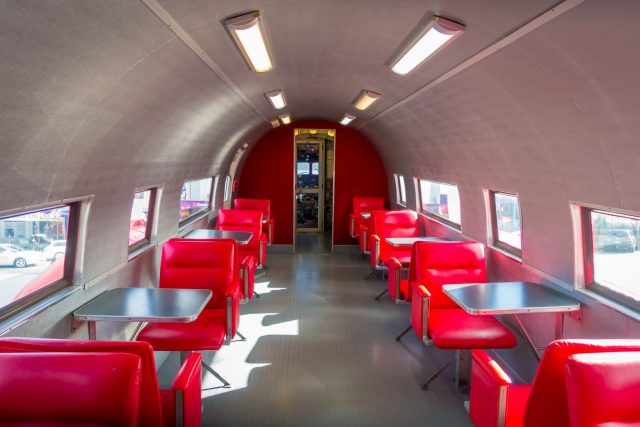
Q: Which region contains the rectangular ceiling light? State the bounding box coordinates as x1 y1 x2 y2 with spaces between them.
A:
225 11 274 72
265 89 286 109
270 119 280 127
339 114 356 126
390 16 465 75
354 90 381 111
279 114 291 125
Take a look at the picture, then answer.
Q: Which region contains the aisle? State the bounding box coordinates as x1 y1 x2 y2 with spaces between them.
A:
195 248 472 427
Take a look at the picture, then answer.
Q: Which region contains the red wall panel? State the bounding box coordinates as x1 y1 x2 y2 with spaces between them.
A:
237 120 388 245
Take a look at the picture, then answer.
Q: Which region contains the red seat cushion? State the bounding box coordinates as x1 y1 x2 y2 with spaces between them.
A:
565 352 640 427
0 352 142 427
428 308 516 349
137 309 226 351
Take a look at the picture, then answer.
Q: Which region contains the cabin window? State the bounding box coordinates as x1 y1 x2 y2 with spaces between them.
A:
418 179 461 228
224 175 231 202
129 189 156 252
395 174 407 206
489 191 522 256
586 209 640 309
0 205 72 314
179 177 213 224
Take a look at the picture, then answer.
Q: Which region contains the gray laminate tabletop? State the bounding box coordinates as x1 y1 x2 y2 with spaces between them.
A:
442 281 580 315
185 229 253 244
385 236 452 247
74 288 212 323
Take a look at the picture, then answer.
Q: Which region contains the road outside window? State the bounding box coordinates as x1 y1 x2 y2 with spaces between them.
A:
0 206 69 309
591 210 640 302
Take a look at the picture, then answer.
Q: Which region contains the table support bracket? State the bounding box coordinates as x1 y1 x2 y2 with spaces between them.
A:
514 314 542 361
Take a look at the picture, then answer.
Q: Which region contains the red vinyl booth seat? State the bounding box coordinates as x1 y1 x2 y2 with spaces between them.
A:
0 337 202 427
408 241 516 388
469 339 640 427
368 210 418 270
217 209 267 269
565 351 640 427
386 240 455 303
0 352 142 427
350 198 385 253
137 238 241 349
233 198 274 246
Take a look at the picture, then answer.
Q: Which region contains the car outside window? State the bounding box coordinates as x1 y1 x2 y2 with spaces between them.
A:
0 205 71 312
589 210 640 307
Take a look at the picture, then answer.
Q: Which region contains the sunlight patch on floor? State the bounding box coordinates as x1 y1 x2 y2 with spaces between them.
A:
202 312 299 396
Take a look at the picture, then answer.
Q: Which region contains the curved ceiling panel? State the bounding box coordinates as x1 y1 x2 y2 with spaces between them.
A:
0 0 267 211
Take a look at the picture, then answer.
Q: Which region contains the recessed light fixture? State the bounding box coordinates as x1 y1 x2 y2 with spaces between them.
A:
265 89 286 109
389 16 465 75
225 11 274 72
279 114 291 125
339 114 356 126
270 119 280 127
354 90 381 111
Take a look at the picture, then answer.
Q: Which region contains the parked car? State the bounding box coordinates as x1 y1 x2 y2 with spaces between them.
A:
603 230 637 252
42 240 67 262
0 237 32 250
0 244 42 268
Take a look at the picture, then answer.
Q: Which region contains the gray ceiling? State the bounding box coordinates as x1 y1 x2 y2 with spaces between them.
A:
2 0 640 283
154 0 560 122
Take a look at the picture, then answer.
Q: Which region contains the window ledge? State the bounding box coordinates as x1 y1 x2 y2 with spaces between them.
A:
419 212 462 233
0 285 82 335
488 244 523 264
127 242 156 262
178 210 213 234
577 288 640 323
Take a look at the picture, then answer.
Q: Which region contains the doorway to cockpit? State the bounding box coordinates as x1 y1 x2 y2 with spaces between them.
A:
293 129 335 254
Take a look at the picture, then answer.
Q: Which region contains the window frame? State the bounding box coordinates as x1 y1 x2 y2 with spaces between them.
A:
128 187 157 254
178 176 214 227
487 190 522 259
0 201 82 324
224 175 231 202
395 174 407 207
417 178 462 230
581 206 640 312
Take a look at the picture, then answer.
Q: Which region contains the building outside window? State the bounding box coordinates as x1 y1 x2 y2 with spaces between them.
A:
490 191 522 255
180 177 213 223
418 179 461 227
0 205 71 311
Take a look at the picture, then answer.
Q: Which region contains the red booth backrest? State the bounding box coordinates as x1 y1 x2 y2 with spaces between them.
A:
413 241 486 309
353 197 385 214
370 210 419 239
566 351 640 427
161 238 238 309
234 198 270 219
525 339 640 427
0 350 142 426
0 338 164 427
217 209 263 248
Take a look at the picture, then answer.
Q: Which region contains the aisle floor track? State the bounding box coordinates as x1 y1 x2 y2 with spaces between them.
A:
159 243 473 427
